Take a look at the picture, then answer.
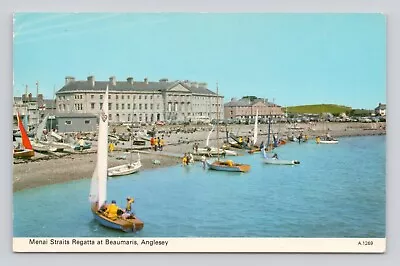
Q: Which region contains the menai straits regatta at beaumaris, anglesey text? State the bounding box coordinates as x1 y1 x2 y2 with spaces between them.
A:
28 238 169 247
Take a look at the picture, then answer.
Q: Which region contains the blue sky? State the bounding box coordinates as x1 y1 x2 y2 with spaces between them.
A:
13 13 386 109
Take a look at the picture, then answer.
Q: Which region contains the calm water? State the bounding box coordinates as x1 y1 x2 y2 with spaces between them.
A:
13 135 386 238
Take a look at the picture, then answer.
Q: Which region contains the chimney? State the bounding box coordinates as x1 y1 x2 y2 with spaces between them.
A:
87 75 95 87
144 77 148 84
22 93 27 102
159 78 168 83
65 76 75 85
190 82 198 88
109 76 117 86
127 77 134 85
28 93 32 102
199 82 208 88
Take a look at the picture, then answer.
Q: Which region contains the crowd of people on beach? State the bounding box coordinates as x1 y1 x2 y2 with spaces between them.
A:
150 136 165 151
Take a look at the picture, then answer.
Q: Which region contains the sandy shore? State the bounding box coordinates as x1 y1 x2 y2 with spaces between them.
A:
13 122 385 192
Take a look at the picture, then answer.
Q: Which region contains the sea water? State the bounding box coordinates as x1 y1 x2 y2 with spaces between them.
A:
13 135 385 238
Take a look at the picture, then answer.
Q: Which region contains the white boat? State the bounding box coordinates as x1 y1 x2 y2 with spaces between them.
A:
264 158 300 165
318 140 339 144
108 154 142 177
200 125 238 156
262 150 300 165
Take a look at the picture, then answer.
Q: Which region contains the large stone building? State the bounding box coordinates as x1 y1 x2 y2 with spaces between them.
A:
224 96 284 120
55 76 224 124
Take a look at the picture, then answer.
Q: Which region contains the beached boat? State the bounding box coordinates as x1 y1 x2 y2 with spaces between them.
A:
207 83 251 173
108 157 142 177
13 112 35 159
73 141 92 150
318 140 339 144
89 86 144 232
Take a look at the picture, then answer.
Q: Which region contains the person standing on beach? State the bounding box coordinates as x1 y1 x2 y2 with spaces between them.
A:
150 136 155 149
154 137 158 151
157 137 161 151
159 138 165 151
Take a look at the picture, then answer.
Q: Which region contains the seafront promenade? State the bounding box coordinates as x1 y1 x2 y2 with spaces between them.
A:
13 121 386 192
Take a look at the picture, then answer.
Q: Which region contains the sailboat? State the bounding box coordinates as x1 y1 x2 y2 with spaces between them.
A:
89 86 144 232
317 110 339 144
13 112 35 159
206 83 250 173
262 148 300 165
248 110 262 154
196 125 238 156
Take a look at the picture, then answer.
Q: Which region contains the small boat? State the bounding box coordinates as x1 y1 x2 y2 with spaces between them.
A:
13 112 35 159
318 140 339 144
73 141 92 150
206 160 250 172
262 150 300 165
89 86 144 232
205 83 251 173
108 153 142 177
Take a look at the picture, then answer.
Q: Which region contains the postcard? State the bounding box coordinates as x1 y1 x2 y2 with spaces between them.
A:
12 13 386 253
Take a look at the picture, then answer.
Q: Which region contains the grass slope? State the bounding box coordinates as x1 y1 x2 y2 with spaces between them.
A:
286 104 352 115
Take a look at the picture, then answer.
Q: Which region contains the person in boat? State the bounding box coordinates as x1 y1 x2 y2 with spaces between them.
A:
104 200 119 220
79 138 85 151
99 201 108 212
121 196 135 218
272 153 279 159
226 160 234 167
316 136 321 144
325 132 332 141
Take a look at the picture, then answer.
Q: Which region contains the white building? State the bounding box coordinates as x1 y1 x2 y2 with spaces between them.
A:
56 76 224 124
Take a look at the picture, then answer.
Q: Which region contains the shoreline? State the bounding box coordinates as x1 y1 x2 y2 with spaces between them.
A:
13 122 386 193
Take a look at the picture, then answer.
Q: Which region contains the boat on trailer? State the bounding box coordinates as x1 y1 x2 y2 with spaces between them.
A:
89 86 144 232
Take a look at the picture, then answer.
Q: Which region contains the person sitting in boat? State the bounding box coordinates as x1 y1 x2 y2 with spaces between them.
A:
226 160 234 167
272 153 279 159
325 133 332 141
104 200 119 220
99 201 108 212
120 196 135 219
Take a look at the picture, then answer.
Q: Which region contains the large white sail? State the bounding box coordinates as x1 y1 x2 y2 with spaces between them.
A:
35 114 49 141
89 85 109 210
206 125 215 147
253 109 258 145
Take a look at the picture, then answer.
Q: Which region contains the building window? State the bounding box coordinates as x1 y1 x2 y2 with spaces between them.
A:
128 114 131 121
122 95 124 100
80 95 83 99
145 96 147 100
150 96 153 100
127 95 130 100
108 103 112 110
150 103 153 109
100 103 103 110
127 103 131 109
100 95 103 100
85 120 90 124
58 104 62 111
91 103 95 109
133 95 136 100
133 103 136 110
139 95 141 100
91 95 94 99
168 103 172 112
139 104 142 110
145 104 148 110
109 114 112 120
108 95 111 99
116 95 119 100
116 104 119 110
121 104 125 110
157 104 160 110
65 120 71 125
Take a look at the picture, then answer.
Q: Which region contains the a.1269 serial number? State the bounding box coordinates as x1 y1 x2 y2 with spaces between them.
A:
358 240 374 246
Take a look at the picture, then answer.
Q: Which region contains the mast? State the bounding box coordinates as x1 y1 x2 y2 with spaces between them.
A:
50 85 55 134
130 90 135 165
216 82 220 162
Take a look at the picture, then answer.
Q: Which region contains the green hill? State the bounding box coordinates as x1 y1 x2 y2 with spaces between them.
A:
285 104 352 115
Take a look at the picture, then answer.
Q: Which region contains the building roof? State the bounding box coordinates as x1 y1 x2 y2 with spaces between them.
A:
224 97 281 107
56 113 98 118
375 103 386 110
43 99 56 108
57 79 218 96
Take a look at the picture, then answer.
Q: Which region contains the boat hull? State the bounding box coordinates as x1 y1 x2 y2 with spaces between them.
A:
91 204 144 232
13 149 34 159
206 160 250 172
264 158 300 165
318 140 339 144
108 162 142 177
